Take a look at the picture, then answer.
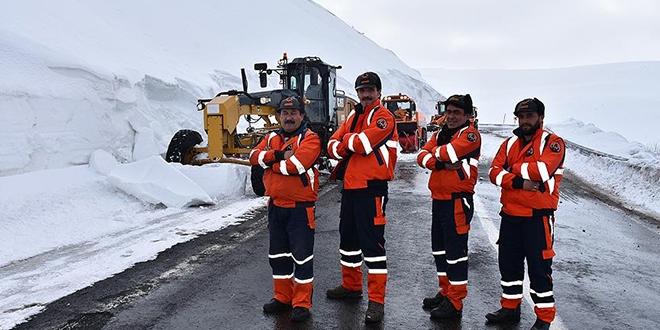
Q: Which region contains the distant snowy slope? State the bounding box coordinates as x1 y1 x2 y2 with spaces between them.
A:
420 61 660 146
0 0 442 176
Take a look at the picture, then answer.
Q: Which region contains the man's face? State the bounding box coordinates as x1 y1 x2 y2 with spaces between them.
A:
516 111 543 136
445 104 469 129
278 108 304 133
356 86 381 106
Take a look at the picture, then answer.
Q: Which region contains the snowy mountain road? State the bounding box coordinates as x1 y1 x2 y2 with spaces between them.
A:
14 155 660 329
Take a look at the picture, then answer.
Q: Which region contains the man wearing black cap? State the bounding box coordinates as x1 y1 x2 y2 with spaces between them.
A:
486 98 565 330
249 95 321 322
325 71 399 323
416 94 481 320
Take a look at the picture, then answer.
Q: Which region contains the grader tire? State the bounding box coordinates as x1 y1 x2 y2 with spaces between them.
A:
165 129 203 164
251 165 266 196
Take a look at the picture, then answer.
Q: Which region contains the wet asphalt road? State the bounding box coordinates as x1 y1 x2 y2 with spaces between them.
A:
14 137 660 330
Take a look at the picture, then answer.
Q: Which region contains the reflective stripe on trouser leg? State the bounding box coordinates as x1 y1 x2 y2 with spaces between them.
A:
433 199 469 310
431 199 449 296
526 215 556 323
498 214 525 309
268 204 315 304
288 207 315 308
346 193 388 304
339 194 363 291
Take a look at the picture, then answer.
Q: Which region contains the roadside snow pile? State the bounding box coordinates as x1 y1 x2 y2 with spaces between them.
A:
548 118 660 167
90 150 248 208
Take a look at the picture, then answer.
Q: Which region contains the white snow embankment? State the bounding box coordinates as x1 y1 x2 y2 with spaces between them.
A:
90 150 249 208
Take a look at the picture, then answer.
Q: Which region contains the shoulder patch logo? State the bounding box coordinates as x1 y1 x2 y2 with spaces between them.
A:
376 118 388 129
467 132 477 142
550 142 562 153
526 147 534 156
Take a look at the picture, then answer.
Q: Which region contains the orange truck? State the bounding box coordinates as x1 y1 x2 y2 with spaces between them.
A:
382 93 427 153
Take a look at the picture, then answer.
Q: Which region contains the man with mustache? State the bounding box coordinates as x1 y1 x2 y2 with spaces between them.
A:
486 98 565 330
416 94 481 320
249 95 321 322
325 72 399 323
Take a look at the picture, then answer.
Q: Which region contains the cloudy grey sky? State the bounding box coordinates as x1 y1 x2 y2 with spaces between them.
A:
313 0 660 69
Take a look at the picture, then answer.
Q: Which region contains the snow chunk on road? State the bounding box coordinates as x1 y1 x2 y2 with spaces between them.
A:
107 156 249 208
108 156 211 208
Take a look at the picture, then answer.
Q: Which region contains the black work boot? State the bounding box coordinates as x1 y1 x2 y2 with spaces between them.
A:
326 285 362 299
365 300 384 323
422 291 448 309
430 300 462 319
290 307 311 322
530 318 551 330
262 298 291 313
485 306 521 323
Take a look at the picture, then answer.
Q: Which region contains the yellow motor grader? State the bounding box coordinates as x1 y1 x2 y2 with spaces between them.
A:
165 53 350 195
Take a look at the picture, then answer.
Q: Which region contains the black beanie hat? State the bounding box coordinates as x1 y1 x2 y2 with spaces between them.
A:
444 94 473 115
514 98 545 116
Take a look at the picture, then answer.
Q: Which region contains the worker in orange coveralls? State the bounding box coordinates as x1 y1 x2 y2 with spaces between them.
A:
416 94 481 319
325 72 398 323
249 95 320 322
486 97 565 330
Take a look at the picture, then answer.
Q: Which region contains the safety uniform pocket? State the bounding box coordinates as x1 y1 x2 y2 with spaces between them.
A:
374 196 387 226
306 206 316 229
454 197 473 234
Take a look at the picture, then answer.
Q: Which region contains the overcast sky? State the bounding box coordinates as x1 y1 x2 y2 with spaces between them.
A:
313 0 660 69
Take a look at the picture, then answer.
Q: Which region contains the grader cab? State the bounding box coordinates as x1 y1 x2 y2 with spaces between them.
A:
165 53 346 195
382 93 427 153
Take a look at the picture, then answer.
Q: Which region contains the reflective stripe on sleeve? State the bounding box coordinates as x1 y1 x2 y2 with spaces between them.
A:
290 155 306 174
358 132 373 154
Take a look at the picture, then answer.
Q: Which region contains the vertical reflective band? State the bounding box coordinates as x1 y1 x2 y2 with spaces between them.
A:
521 163 530 180
496 170 508 186
307 168 315 190
506 136 518 155
446 143 459 163
290 155 306 174
380 145 390 168
258 151 268 169
461 159 471 178
279 160 289 175
367 107 378 126
249 149 257 157
547 177 555 194
537 161 550 182
539 131 550 155
358 132 373 155
469 158 479 167
348 134 357 152
462 198 470 209
435 146 442 159
422 153 433 168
